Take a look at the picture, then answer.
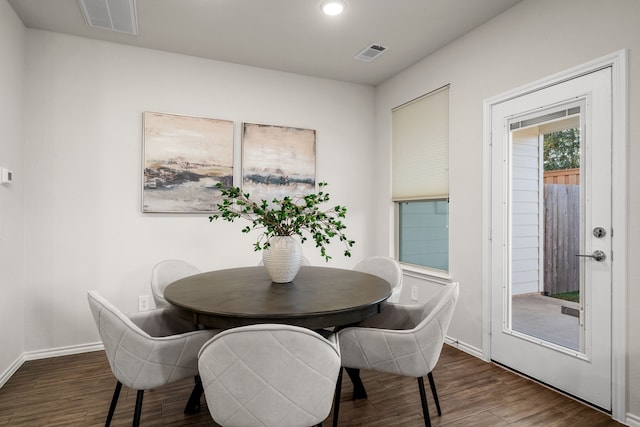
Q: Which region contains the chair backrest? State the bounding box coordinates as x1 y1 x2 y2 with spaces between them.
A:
409 282 459 375
386 282 459 331
338 282 459 378
150 259 200 308
87 290 208 390
198 324 341 427
353 256 403 303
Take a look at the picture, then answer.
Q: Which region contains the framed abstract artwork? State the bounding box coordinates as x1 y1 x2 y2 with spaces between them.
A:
142 112 234 213
241 122 316 202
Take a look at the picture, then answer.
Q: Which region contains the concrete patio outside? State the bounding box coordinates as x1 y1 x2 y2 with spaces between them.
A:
512 293 581 351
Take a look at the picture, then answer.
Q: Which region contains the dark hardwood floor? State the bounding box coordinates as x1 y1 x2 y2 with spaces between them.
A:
0 344 623 426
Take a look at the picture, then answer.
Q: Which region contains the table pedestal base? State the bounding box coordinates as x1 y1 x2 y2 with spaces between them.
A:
346 368 368 400
183 376 203 414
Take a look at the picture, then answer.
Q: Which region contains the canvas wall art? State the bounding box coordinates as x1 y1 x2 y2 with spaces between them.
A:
241 122 316 203
143 112 234 213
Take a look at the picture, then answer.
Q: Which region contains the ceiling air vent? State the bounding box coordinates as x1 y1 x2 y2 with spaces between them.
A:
78 0 138 35
354 43 388 62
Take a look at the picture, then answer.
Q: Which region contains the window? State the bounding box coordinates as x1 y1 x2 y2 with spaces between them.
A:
392 86 449 271
398 199 449 270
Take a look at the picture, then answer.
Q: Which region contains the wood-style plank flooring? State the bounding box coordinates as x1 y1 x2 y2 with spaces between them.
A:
0 345 623 426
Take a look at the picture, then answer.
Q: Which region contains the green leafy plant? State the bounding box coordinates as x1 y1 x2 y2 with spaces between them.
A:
209 182 355 261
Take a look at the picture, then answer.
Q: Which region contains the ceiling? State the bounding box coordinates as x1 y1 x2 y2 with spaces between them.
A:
9 0 522 86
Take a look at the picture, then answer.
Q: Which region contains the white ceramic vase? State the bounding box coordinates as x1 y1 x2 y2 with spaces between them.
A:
262 236 303 283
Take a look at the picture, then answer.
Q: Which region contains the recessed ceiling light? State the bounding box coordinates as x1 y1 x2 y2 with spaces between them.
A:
321 1 345 16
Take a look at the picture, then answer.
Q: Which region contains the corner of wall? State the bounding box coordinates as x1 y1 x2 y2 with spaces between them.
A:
0 0 27 385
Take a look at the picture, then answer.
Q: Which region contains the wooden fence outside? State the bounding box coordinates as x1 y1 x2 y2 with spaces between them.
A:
543 183 580 295
544 168 580 184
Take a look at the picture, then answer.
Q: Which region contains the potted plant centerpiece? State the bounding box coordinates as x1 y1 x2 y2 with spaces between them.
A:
209 182 355 283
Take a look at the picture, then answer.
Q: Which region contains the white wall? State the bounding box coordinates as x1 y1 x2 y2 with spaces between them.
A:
22 30 376 352
0 0 25 385
374 0 640 420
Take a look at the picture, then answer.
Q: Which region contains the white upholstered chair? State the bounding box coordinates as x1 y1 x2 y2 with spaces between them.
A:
353 256 403 303
87 291 218 427
150 259 200 308
333 282 459 427
198 324 341 427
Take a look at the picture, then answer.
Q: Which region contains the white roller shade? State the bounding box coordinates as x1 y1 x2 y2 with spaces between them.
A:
392 86 449 201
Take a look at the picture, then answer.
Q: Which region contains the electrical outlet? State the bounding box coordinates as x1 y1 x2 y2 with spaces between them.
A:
138 295 150 312
411 286 418 301
0 168 12 184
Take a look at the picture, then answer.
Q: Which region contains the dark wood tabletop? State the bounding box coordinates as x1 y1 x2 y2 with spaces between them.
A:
164 266 391 329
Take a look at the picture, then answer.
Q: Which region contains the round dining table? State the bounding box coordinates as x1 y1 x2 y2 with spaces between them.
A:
164 265 391 330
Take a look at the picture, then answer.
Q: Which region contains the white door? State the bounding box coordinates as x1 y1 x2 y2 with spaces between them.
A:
490 67 612 410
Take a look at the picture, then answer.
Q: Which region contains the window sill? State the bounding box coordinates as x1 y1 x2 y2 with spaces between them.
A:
400 263 452 284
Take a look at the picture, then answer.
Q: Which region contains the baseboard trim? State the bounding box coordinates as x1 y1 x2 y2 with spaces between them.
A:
0 355 25 388
1 342 105 387
626 412 640 427
23 342 104 361
444 336 483 359
1 342 104 389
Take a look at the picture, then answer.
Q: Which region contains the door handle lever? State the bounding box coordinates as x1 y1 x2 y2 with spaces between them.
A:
575 250 606 262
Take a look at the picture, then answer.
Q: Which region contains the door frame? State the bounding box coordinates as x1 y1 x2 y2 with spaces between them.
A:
482 50 627 421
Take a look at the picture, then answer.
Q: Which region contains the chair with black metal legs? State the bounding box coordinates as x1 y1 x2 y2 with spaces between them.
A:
87 291 218 426
198 323 341 427
333 282 459 427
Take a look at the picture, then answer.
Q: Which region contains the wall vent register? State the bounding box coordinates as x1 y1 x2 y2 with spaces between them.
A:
78 0 139 35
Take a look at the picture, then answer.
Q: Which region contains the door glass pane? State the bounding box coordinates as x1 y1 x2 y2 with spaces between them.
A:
509 106 584 352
